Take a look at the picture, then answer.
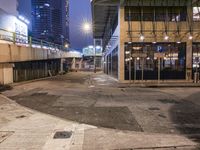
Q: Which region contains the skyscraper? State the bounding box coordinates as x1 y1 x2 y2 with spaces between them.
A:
17 0 32 30
30 0 69 45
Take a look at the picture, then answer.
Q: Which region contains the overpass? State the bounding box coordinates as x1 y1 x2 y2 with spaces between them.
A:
0 29 82 84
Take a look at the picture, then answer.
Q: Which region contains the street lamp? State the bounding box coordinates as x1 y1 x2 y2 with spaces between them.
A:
82 22 91 34
64 43 69 49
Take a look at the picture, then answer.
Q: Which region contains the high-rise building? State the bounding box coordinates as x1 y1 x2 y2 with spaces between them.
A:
17 0 32 30
30 0 69 45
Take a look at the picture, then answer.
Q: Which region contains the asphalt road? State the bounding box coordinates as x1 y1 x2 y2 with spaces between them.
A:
3 72 200 144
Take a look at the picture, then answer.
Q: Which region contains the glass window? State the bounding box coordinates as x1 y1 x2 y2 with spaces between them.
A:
193 7 200 21
124 6 187 21
124 43 186 80
192 43 200 74
106 47 118 78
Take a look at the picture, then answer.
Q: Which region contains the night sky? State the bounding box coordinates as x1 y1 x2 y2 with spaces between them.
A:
0 0 93 51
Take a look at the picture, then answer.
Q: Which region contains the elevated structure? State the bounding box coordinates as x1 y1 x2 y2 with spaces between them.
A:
92 0 200 82
0 29 77 85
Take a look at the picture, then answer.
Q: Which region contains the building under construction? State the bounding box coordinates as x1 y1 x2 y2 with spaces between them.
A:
91 0 200 82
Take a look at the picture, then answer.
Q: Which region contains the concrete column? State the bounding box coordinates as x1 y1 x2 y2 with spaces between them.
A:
45 62 48 76
79 59 83 70
186 41 193 81
118 6 125 82
71 58 76 70
60 58 65 73
0 63 14 84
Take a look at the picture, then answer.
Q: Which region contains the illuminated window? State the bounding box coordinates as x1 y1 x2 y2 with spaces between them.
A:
193 7 200 21
44 3 50 7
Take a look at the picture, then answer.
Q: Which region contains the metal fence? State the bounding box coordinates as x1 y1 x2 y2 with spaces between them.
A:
0 28 67 52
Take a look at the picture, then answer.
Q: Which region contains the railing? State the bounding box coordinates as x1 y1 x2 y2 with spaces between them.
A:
0 28 67 52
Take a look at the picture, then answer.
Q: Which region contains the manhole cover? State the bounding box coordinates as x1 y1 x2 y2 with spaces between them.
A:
53 131 72 139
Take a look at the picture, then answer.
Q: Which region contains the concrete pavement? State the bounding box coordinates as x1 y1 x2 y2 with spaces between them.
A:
0 72 199 149
0 95 197 150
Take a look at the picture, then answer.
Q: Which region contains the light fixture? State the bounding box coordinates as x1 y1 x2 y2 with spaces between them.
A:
125 51 130 54
140 35 145 41
164 35 169 41
88 45 94 49
64 43 69 48
177 41 181 44
147 57 150 60
189 35 193 40
128 41 132 44
136 57 140 60
152 41 157 44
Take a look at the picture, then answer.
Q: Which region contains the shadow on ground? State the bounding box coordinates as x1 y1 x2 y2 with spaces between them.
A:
10 92 143 132
170 91 200 143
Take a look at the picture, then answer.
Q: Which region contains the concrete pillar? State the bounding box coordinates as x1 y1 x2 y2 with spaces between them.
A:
0 63 14 84
79 59 83 70
186 40 193 81
119 6 125 82
60 58 65 73
71 58 76 70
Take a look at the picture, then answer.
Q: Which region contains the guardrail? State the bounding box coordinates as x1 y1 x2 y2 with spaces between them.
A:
0 28 67 52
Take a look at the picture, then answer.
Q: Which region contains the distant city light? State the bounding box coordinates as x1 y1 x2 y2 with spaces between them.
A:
88 45 93 49
65 43 69 48
96 46 101 50
44 3 50 7
18 15 30 24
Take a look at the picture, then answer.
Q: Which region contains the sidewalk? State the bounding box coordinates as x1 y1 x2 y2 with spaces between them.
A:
0 95 198 150
118 82 200 88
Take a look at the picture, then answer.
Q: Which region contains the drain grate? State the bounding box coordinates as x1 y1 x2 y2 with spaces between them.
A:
53 131 72 139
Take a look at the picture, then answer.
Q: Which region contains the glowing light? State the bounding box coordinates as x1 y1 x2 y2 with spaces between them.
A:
18 15 30 24
136 57 140 60
82 22 91 33
96 46 101 49
140 35 145 41
189 35 193 40
65 43 69 48
88 45 94 49
164 35 169 40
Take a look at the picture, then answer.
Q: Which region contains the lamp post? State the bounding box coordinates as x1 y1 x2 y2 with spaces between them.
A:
82 22 94 72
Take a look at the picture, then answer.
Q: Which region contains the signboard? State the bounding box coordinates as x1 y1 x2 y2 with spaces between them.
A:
132 53 147 58
154 53 165 58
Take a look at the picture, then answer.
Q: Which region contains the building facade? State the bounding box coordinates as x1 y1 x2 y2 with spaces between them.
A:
92 0 200 82
0 8 28 43
31 0 69 45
